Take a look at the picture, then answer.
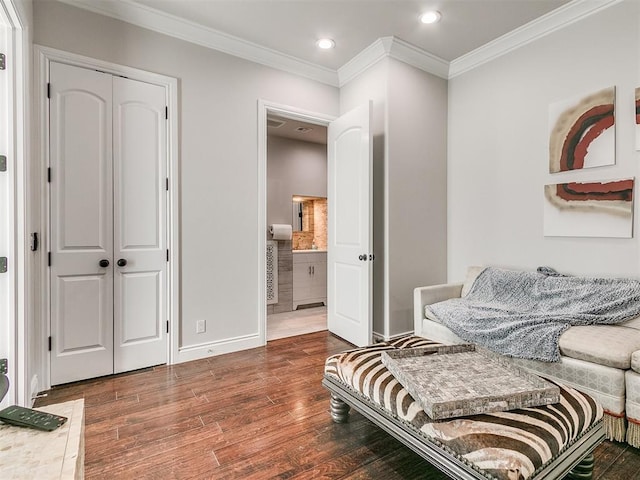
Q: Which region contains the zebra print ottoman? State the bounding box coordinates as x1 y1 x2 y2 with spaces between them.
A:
323 336 605 480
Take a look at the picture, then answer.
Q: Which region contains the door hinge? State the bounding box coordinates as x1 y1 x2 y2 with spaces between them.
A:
30 232 39 252
47 167 51 183
47 252 51 267
47 82 50 99
165 106 168 120
166 249 169 262
0 53 5 70
0 257 7 274
369 254 375 261
48 336 52 351
166 321 169 334
0 155 6 172
166 178 169 191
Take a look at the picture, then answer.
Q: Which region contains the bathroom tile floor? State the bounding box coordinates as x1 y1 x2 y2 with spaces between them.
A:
267 305 327 341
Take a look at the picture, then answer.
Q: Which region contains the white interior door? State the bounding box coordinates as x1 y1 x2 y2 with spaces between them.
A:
49 62 114 385
113 77 168 372
327 102 373 347
50 62 168 385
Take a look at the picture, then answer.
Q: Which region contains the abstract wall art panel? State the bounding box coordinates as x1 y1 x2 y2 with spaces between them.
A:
635 87 640 150
543 178 634 238
549 86 615 173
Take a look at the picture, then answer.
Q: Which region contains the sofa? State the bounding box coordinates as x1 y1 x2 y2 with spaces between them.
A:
413 266 640 447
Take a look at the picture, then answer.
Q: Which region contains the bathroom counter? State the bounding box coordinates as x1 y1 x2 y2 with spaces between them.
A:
293 249 327 253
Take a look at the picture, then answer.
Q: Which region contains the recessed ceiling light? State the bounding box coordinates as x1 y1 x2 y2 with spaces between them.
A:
420 11 441 24
316 38 335 50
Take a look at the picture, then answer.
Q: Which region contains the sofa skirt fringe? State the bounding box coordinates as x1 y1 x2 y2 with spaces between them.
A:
604 412 626 442
626 418 640 448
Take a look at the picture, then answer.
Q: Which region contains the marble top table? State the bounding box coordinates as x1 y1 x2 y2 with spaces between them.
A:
0 399 84 479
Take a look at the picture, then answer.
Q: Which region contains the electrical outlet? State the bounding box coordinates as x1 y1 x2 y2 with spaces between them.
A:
0 358 7 375
196 319 206 334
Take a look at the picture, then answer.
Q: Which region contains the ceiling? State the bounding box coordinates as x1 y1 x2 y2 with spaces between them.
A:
62 0 618 84
132 0 571 70
267 114 328 145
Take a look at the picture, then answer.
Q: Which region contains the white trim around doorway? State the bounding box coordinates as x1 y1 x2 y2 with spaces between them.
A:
34 45 180 391
257 99 334 344
0 0 28 407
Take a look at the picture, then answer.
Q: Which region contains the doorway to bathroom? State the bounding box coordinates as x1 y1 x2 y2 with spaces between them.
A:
265 112 328 341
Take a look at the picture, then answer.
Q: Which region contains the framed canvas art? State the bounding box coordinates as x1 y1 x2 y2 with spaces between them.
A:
549 87 615 173
544 178 633 238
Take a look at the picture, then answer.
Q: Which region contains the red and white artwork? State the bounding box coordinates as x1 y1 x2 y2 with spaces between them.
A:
549 87 615 173
544 178 634 238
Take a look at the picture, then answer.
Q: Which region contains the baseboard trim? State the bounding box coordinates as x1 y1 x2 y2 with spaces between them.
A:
176 334 262 364
373 330 415 343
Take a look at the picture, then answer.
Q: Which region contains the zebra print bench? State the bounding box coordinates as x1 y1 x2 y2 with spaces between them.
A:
323 336 605 480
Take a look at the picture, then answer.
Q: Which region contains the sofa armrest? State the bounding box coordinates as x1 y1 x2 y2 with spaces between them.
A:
413 283 463 336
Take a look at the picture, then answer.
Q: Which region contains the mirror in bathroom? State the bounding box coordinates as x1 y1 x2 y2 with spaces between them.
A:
291 195 326 233
292 201 303 231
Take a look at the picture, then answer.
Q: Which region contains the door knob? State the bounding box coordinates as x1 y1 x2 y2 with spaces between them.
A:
358 254 366 261
117 259 127 267
99 259 110 268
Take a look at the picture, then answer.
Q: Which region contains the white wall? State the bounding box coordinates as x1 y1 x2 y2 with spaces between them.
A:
448 1 640 282
387 59 447 335
267 136 327 229
33 1 339 357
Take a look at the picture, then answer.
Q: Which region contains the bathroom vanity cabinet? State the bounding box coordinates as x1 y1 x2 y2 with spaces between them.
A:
293 251 327 309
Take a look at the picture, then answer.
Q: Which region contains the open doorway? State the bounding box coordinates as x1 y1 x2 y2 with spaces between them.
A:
266 114 328 341
258 100 334 344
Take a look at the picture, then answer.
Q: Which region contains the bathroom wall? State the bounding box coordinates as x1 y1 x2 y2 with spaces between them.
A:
267 135 327 314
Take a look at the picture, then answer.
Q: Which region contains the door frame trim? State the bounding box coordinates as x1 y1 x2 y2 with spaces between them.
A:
35 45 180 390
0 0 28 406
257 100 334 344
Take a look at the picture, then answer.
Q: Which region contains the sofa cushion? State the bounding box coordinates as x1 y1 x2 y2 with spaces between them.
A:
632 351 640 374
460 266 486 297
559 325 640 369
622 316 640 331
424 309 640 369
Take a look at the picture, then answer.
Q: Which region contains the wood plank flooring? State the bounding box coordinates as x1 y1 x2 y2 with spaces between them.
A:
36 332 640 479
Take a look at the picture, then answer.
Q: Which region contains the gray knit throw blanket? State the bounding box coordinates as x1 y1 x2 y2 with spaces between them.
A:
425 267 640 362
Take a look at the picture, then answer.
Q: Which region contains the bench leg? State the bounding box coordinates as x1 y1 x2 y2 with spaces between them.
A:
565 453 594 480
330 394 350 423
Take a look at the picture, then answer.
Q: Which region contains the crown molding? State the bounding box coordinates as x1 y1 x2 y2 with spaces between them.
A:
388 37 449 80
58 0 621 86
337 37 389 86
449 0 623 78
57 0 339 87
338 36 449 86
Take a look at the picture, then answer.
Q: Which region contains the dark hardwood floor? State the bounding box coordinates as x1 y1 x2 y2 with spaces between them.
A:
36 331 640 479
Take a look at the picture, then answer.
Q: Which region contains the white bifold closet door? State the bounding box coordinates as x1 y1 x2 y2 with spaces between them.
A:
49 61 168 386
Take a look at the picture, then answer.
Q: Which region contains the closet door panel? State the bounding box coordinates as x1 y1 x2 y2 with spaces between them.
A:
113 77 168 372
49 62 114 385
